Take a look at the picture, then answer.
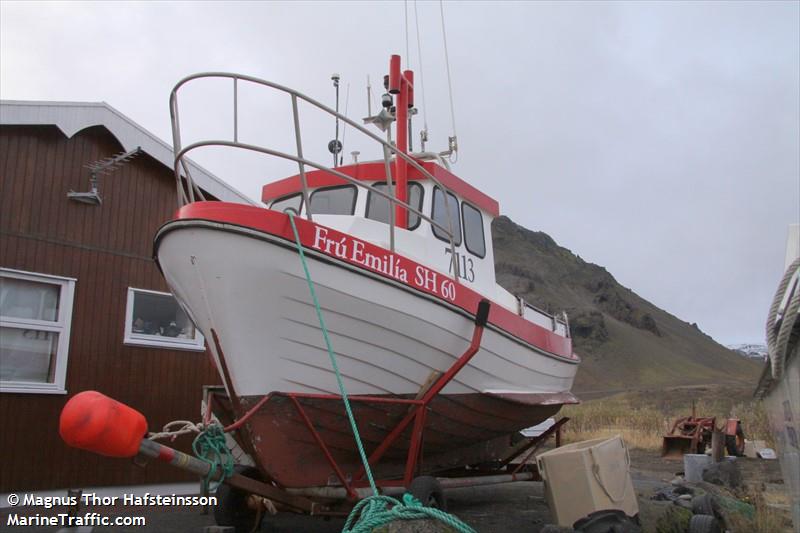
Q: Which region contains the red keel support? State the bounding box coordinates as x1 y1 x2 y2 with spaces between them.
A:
355 299 491 484
282 300 491 492
289 395 359 500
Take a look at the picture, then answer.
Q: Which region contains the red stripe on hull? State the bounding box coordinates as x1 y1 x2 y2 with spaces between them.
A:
166 202 577 362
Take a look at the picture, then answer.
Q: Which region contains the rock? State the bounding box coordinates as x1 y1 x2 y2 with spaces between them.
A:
654 506 693 532
382 519 454 533
651 488 674 501
675 499 694 510
678 494 692 501
670 477 685 486
540 525 575 533
701 460 742 488
573 510 641 533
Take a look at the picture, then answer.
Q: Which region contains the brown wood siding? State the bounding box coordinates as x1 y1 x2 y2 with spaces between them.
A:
0 125 221 492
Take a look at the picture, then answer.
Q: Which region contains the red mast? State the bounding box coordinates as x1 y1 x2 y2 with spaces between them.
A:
388 55 414 230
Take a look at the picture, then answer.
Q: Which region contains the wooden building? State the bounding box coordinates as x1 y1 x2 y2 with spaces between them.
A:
0 100 252 492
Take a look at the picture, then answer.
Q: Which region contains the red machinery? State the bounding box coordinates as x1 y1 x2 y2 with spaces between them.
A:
662 406 745 459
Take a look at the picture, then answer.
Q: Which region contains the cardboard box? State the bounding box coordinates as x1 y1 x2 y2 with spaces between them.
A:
537 435 639 527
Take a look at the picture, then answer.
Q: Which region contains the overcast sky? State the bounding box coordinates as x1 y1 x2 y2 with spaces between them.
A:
2 1 798 345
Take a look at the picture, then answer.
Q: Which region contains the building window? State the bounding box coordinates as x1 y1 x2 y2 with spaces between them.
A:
308 185 357 215
366 182 424 230
269 193 303 214
0 268 76 394
124 288 204 351
462 202 486 258
431 187 462 245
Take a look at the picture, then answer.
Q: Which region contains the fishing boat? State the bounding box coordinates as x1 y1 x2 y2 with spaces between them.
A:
155 55 580 490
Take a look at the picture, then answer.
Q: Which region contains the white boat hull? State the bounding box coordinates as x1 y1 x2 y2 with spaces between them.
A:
156 220 578 400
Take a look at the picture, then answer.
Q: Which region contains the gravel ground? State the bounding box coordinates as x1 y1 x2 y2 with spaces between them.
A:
0 451 787 533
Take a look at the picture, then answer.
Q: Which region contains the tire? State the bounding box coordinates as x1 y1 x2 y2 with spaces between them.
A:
214 466 264 533
688 514 722 533
572 509 641 532
407 475 447 511
691 494 719 517
725 424 745 457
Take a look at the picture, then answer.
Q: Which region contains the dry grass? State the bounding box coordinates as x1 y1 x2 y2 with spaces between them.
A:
561 387 774 450
725 491 789 533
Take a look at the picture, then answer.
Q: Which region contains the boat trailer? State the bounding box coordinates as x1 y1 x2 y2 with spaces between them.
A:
60 301 571 529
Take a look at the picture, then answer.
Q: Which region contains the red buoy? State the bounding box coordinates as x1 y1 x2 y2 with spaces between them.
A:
59 391 147 458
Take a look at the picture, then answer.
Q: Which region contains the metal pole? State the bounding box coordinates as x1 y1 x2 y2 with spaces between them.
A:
233 77 238 143
383 142 395 252
390 55 410 230
291 95 313 221
333 76 340 168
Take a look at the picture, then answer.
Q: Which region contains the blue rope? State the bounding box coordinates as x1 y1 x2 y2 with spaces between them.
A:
287 213 475 533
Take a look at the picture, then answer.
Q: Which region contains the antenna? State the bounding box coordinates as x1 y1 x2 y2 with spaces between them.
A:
328 73 342 167
68 147 142 205
339 83 351 166
366 75 372 118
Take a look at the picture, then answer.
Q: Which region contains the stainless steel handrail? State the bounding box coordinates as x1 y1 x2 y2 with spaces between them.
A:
169 72 460 277
174 140 457 245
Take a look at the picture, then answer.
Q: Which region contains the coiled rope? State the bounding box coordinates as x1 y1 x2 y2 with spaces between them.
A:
287 213 475 533
148 418 236 491
147 420 203 442
344 494 475 533
765 257 800 381
192 424 235 492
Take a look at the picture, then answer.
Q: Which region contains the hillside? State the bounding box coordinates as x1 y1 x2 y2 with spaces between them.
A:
492 216 762 394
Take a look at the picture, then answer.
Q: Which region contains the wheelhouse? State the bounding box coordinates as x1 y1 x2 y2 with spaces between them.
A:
262 160 499 298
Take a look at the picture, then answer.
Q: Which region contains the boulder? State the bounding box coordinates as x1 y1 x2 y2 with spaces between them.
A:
382 519 454 533
701 460 741 489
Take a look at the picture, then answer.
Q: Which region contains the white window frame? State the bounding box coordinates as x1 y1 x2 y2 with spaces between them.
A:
123 287 205 351
1 268 76 395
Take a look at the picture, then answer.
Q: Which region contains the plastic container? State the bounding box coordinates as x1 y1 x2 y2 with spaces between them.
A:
59 390 147 458
536 435 638 527
684 453 711 482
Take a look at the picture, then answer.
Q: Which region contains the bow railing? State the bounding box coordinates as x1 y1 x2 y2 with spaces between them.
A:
169 72 460 276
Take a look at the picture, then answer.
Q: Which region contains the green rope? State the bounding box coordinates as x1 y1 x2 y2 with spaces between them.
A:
343 494 476 533
287 213 475 533
192 423 235 492
287 213 377 494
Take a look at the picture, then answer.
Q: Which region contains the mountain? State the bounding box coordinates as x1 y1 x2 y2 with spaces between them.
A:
727 343 768 360
492 216 762 394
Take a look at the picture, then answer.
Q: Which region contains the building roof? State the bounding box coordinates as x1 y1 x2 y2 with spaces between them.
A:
0 100 255 205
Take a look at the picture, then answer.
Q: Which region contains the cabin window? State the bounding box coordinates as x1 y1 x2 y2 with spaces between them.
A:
308 185 357 215
270 193 303 214
431 187 462 246
366 182 424 230
0 269 75 394
124 288 205 351
462 203 486 258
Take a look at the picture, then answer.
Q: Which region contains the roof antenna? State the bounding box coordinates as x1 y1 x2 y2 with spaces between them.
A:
339 83 351 166
68 147 142 205
366 75 373 119
328 73 343 168
362 75 395 132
